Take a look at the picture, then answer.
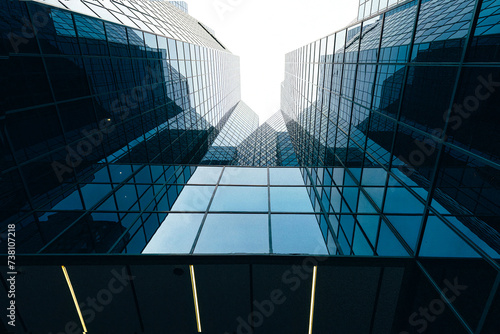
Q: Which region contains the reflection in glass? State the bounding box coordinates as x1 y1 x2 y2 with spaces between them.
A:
195 214 268 254
170 186 215 211
270 187 315 213
143 214 204 254
220 167 268 185
188 167 223 185
271 215 328 255
269 168 305 185
210 187 268 212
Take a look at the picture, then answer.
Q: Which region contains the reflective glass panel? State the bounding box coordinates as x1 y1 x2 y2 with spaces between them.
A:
269 168 305 185
187 167 223 185
142 214 204 254
270 187 315 213
195 214 269 254
210 187 268 212
271 215 328 255
220 167 268 185
170 186 215 211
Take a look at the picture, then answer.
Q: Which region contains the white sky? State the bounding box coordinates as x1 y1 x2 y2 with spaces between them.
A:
186 0 359 123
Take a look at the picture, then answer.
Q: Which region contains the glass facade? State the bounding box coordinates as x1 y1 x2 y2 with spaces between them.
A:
168 1 189 14
1 0 500 333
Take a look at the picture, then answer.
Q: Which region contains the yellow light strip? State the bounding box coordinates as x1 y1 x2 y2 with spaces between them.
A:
189 265 202 332
308 266 318 334
61 266 88 334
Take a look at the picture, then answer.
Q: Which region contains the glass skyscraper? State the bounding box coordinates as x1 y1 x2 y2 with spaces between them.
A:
0 0 499 333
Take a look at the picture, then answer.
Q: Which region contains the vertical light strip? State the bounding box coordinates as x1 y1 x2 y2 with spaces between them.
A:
308 266 318 334
190 265 202 332
61 266 88 334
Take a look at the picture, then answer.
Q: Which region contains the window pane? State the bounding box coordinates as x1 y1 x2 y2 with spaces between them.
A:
270 187 314 213
269 168 305 185
468 0 500 61
143 214 204 254
420 217 480 257
210 187 268 212
171 186 215 211
271 215 328 255
220 167 268 185
188 167 223 185
195 214 269 254
412 0 474 62
380 1 418 63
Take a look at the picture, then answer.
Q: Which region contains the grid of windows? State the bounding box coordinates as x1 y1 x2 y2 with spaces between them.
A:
168 1 189 14
27 0 222 49
282 0 500 330
1 0 500 332
0 0 240 242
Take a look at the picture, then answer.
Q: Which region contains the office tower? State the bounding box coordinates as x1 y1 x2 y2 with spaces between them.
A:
0 0 499 333
169 1 189 14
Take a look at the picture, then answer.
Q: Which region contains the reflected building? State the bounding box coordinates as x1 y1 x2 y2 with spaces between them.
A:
1 0 500 333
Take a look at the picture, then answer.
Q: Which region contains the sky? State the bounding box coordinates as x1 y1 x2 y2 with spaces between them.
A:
186 0 360 123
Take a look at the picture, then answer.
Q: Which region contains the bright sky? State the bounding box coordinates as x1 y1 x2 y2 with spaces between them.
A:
186 0 359 123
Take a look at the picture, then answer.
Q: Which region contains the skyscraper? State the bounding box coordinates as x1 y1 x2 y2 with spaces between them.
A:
0 0 499 333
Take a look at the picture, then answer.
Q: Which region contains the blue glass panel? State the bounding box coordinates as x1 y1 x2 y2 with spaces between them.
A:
143 214 204 254
327 230 337 255
384 187 425 214
357 215 380 245
80 184 112 209
420 217 481 257
211 187 268 212
468 0 500 61
126 229 146 253
195 214 269 254
48 188 83 211
361 168 388 186
377 221 409 256
358 192 377 213
339 215 356 245
270 187 314 213
188 167 223 185
353 225 374 255
220 167 268 185
171 186 215 211
380 1 418 63
342 187 359 211
127 28 146 57
105 22 129 57
115 185 139 211
109 165 133 183
359 16 382 63
412 0 474 62
271 215 328 255
387 216 422 251
269 168 305 185
73 14 108 56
